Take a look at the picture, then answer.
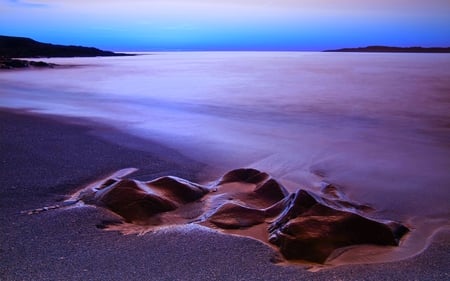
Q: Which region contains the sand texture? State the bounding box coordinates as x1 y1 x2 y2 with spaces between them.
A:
1 109 449 280
55 167 409 264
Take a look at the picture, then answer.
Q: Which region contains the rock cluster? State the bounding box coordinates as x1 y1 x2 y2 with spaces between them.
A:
0 58 54 69
71 168 409 264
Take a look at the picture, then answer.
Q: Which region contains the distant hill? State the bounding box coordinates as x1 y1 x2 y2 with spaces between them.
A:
324 46 450 53
0 35 131 58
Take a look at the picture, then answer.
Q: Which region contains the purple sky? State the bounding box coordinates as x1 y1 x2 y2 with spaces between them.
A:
1 0 449 50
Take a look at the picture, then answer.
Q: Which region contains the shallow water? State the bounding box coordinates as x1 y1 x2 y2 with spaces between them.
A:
1 52 449 263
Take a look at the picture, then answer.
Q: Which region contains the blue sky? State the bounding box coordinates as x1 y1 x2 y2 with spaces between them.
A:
1 0 449 51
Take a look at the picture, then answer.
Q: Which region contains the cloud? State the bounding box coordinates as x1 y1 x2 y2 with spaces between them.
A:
5 0 48 8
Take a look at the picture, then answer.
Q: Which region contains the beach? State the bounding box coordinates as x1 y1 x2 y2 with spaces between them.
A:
1 51 449 279
0 109 449 280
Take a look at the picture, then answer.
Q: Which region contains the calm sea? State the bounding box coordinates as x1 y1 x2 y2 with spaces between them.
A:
1 52 449 257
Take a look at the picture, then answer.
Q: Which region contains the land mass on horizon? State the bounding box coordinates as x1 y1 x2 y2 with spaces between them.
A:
0 35 133 69
0 35 130 58
3 35 450 56
325 45 450 53
2 35 450 69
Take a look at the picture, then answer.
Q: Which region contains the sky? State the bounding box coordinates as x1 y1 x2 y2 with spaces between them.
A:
1 0 449 51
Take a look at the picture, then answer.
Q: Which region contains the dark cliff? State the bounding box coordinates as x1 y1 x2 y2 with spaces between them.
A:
0 35 131 58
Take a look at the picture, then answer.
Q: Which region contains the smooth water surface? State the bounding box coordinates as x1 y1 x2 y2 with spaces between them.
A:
1 53 449 246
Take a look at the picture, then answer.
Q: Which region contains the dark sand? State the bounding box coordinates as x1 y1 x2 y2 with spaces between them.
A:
1 109 449 281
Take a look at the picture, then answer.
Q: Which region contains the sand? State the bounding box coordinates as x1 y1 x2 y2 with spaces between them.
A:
61 166 409 265
0 109 449 281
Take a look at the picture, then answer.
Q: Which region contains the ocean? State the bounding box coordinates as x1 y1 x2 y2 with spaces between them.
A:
1 52 449 263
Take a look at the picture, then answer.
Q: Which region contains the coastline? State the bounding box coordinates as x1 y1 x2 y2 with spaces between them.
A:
323 46 450 53
1 109 449 280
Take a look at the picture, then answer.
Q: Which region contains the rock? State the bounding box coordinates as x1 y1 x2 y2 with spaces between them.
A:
147 176 209 204
29 60 53 67
268 190 408 263
207 202 266 229
0 58 55 69
96 179 179 223
62 167 409 264
218 168 270 184
83 176 209 224
254 178 290 205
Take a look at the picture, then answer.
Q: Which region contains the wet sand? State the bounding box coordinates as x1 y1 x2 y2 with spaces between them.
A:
0 109 449 280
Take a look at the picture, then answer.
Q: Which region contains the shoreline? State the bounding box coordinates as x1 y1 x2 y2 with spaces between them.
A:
1 109 449 280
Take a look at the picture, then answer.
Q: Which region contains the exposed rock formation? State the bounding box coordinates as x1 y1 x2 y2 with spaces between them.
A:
267 189 408 263
62 168 409 264
0 58 55 69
